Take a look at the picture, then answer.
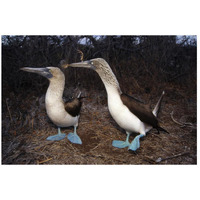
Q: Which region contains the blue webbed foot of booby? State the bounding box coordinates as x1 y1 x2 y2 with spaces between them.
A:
112 132 131 149
112 140 130 148
128 135 144 151
67 133 82 144
46 134 66 141
46 128 66 141
67 126 82 144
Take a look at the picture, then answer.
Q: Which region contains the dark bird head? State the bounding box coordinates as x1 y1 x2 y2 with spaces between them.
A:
20 67 64 81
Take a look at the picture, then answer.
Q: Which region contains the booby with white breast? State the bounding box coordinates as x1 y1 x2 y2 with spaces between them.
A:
66 58 168 151
20 67 83 144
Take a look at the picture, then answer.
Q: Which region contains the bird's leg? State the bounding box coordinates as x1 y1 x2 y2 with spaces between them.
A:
67 125 82 144
46 127 66 141
112 132 131 149
128 134 145 151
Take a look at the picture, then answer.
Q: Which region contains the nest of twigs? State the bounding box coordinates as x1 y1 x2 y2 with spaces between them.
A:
2 85 197 165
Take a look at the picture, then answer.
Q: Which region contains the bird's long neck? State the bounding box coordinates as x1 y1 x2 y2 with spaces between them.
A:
45 78 65 104
96 64 122 96
96 65 124 119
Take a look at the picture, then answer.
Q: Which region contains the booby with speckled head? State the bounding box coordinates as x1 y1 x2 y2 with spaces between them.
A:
66 58 168 151
20 67 83 144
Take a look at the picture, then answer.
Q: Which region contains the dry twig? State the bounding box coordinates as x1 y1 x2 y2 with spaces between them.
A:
170 111 196 129
6 98 13 122
77 49 84 61
38 157 53 164
34 141 55 150
155 151 190 163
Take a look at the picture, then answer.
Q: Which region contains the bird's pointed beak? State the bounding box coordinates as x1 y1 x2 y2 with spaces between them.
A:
67 60 95 70
20 67 53 79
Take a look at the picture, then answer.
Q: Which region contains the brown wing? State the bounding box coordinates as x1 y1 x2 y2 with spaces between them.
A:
120 93 158 127
65 98 82 117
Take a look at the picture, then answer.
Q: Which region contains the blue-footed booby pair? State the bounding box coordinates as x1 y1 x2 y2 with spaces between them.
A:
67 58 168 151
20 67 82 144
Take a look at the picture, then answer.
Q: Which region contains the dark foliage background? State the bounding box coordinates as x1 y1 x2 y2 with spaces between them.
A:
1 35 197 164
2 35 196 96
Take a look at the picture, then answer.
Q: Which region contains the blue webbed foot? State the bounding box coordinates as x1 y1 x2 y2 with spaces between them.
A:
67 133 82 144
46 127 66 141
128 135 144 151
112 132 131 149
46 133 66 141
112 140 130 148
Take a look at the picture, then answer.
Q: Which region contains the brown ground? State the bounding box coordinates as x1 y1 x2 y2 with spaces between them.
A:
2 85 197 165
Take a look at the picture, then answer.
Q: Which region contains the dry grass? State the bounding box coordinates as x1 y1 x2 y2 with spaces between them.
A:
2 85 197 165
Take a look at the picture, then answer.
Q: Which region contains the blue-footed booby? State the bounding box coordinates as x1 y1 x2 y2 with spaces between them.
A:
20 67 82 144
66 58 168 151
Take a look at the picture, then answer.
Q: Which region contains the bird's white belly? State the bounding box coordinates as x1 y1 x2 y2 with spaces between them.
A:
46 102 78 128
107 95 141 133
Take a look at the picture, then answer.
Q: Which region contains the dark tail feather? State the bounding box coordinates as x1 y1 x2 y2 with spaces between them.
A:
156 126 169 134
